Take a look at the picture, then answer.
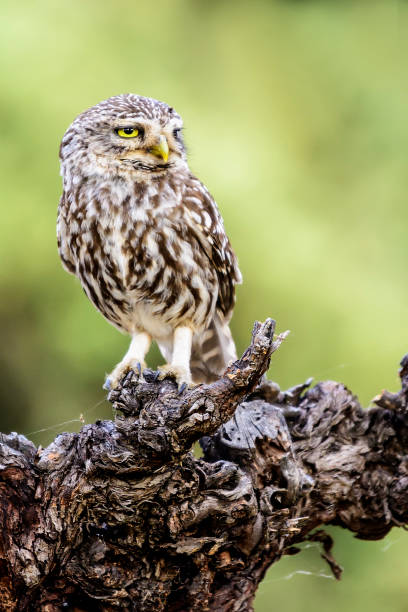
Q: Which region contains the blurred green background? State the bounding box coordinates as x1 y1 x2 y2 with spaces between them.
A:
1 0 407 609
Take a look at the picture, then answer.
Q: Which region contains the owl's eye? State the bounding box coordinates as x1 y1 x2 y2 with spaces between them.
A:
116 127 139 138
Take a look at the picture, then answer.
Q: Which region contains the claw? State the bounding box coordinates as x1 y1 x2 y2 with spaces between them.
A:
157 364 192 389
104 359 146 391
178 382 188 395
141 369 160 383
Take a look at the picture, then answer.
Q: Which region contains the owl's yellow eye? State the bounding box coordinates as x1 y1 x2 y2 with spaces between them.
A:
116 127 139 138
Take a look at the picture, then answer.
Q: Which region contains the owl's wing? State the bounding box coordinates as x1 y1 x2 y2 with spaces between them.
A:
182 176 242 321
57 195 76 275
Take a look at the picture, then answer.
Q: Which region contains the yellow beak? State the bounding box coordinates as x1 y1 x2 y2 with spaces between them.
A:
149 134 169 162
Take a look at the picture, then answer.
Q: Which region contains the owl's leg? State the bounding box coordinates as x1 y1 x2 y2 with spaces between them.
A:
157 326 193 388
104 331 151 390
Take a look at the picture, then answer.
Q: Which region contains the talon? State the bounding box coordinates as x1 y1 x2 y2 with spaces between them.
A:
141 369 159 383
157 364 192 388
178 382 188 395
105 359 147 391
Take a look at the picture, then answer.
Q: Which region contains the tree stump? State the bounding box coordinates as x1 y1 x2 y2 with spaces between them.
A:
0 319 407 610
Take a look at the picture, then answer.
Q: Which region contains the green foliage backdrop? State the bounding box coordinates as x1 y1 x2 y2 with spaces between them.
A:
0 1 407 609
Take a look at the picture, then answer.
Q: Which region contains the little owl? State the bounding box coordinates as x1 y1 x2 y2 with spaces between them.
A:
57 94 241 390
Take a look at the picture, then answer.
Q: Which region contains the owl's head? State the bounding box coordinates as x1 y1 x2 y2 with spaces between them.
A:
60 94 187 181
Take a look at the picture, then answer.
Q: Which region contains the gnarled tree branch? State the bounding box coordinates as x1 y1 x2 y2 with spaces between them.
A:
0 319 407 611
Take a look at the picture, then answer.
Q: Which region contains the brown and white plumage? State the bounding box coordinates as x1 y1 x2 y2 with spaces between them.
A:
57 94 241 389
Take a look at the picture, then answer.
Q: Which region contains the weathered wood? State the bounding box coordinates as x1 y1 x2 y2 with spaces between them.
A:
0 319 407 611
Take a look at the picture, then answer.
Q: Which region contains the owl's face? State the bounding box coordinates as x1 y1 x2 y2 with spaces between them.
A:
60 94 187 181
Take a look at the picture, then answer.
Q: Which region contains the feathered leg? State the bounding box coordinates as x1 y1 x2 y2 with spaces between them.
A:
158 326 193 387
104 331 151 390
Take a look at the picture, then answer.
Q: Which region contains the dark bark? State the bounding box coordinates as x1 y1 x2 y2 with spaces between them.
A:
0 319 407 611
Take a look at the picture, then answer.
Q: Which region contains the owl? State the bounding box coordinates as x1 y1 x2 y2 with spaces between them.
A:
57 94 242 390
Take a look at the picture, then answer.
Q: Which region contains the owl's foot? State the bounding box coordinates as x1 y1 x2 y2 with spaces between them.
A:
156 364 193 391
103 360 147 391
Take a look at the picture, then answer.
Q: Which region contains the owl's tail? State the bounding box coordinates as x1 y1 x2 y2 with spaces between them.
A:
190 315 237 384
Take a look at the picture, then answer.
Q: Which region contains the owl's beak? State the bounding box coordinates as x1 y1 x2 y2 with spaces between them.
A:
149 135 169 162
